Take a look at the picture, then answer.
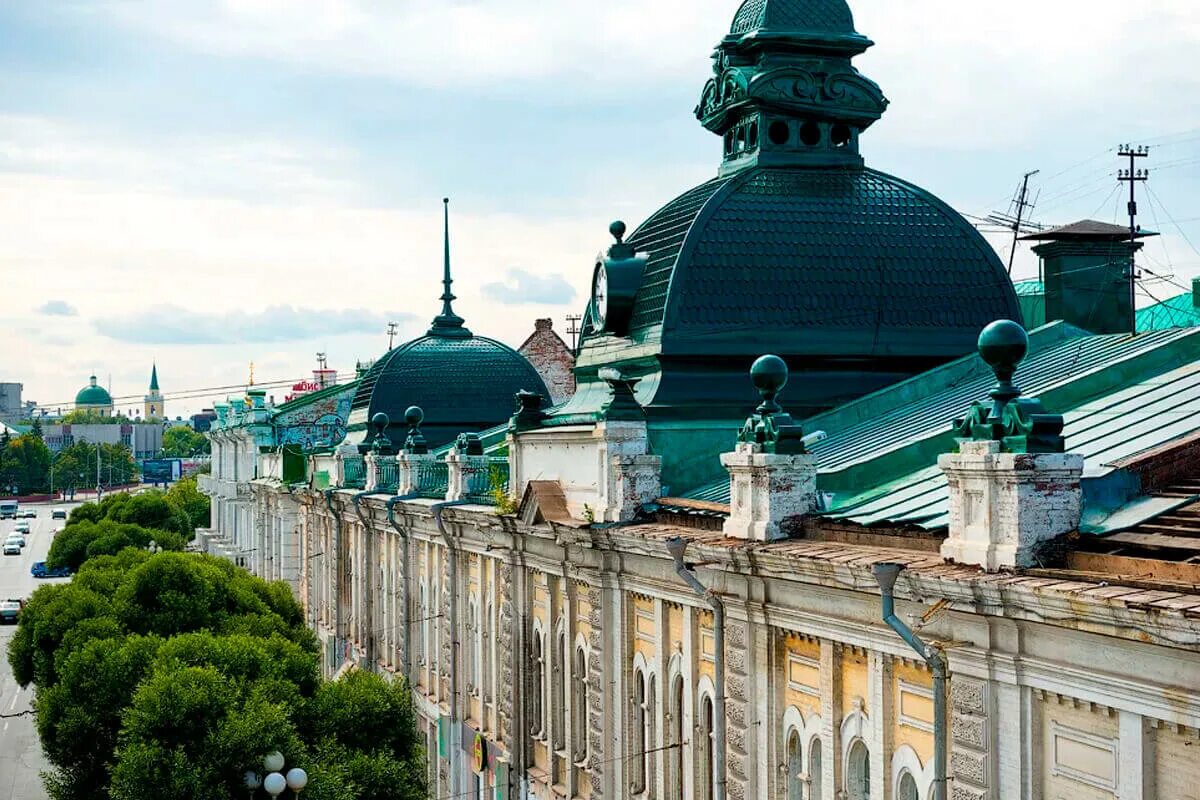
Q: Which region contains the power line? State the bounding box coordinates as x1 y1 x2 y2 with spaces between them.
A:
1146 183 1200 264
32 374 348 412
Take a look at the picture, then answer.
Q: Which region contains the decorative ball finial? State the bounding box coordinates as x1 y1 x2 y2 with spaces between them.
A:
750 354 788 414
404 405 424 427
371 412 390 434
977 320 1028 379
610 220 627 243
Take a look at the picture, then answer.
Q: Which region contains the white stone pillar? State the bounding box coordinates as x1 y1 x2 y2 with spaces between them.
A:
939 440 1084 571
365 453 380 491
1118 711 1155 799
594 420 662 523
720 442 818 541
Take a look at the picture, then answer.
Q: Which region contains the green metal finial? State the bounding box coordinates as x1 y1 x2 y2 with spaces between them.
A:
951 320 1065 453
403 405 428 454
429 198 470 338
610 220 626 243
737 354 806 453
370 412 393 454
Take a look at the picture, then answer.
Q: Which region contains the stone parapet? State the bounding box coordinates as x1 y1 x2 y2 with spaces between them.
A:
939 440 1083 571
721 442 818 541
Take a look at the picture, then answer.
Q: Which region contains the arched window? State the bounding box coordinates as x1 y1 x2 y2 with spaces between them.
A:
809 739 823 800
699 694 715 800
847 740 870 800
467 598 478 693
787 730 804 800
646 674 658 797
632 671 647 794
531 631 546 738
572 645 589 763
898 773 918 800
667 674 684 800
553 626 567 750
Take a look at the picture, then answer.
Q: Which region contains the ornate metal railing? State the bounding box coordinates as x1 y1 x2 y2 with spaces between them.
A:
465 458 509 504
414 459 449 499
342 455 366 489
376 458 399 492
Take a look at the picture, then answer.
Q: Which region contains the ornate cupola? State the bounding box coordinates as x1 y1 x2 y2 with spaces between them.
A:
696 0 888 174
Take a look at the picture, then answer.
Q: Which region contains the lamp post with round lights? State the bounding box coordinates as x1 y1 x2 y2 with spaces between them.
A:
147 540 162 554
243 751 308 799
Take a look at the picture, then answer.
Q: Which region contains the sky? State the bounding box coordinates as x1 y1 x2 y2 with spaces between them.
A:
2 0 1199 418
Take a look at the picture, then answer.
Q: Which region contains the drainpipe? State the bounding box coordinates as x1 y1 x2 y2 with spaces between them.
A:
872 563 947 800
665 537 726 800
386 494 420 683
352 490 390 670
432 500 470 800
323 489 347 668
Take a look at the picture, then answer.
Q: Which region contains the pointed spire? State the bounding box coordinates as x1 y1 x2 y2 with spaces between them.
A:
429 197 471 338
149 363 159 392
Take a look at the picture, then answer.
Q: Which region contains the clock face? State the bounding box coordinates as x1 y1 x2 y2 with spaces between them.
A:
592 263 608 328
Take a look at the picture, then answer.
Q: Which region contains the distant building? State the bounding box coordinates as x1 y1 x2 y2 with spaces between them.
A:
191 409 218 433
143 363 164 419
0 383 22 424
74 375 114 416
519 318 576 405
41 422 162 459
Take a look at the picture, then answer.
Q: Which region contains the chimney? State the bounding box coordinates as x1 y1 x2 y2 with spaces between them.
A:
1020 220 1158 334
535 318 553 332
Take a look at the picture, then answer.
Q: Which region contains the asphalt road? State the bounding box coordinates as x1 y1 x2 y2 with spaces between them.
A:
0 500 76 800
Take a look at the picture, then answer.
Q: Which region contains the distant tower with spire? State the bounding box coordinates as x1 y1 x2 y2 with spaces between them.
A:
144 363 163 419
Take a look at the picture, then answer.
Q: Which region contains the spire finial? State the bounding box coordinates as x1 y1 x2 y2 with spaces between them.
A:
429 197 470 337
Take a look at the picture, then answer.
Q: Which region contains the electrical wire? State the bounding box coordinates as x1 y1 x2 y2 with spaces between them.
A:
31 374 349 413
1146 184 1200 264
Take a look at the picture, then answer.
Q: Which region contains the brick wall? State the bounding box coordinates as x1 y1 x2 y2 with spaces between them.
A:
519 318 576 405
1112 429 1200 493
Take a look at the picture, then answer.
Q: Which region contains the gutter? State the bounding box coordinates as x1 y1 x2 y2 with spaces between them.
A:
665 538 726 800
432 500 470 800
385 494 421 682
872 563 947 800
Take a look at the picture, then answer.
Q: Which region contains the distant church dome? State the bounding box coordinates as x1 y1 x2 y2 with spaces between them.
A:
573 0 1021 418
345 200 548 450
75 375 113 410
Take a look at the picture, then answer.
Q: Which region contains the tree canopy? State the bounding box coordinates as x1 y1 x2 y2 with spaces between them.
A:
161 426 210 458
8 549 425 800
51 442 139 493
0 433 52 494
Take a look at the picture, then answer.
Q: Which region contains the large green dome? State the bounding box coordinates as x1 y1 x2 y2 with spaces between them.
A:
75 376 113 407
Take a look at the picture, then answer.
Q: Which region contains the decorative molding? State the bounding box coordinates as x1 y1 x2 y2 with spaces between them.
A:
786 652 822 698
1048 721 1118 792
898 680 936 734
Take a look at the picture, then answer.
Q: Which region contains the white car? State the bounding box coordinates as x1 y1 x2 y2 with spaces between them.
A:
14 522 30 534
3 536 22 554
21 509 36 518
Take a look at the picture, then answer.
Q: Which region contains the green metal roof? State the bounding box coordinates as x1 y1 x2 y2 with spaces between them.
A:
681 324 1200 530
148 363 159 391
614 166 1021 359
75 377 112 406
1013 279 1044 296
1136 290 1200 331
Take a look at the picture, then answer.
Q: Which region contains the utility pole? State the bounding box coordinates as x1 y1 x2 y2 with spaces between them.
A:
387 321 399 350
95 440 102 501
316 352 327 371
1118 144 1150 330
565 314 583 352
1007 170 1039 275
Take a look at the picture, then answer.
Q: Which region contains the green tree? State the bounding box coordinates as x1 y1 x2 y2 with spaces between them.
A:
165 475 211 531
51 442 138 494
46 520 184 573
59 411 134 426
0 434 52 493
161 426 210 458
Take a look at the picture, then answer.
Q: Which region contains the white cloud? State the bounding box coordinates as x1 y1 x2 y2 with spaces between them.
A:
482 269 576 305
94 305 417 344
37 300 78 316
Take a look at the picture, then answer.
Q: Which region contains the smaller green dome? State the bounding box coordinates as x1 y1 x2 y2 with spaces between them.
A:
730 0 856 36
75 375 113 406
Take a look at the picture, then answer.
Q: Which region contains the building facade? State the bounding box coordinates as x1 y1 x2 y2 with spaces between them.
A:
198 2 1200 799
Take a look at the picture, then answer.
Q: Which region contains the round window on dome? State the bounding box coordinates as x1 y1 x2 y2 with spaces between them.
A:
768 120 790 146
800 121 821 147
831 124 853 148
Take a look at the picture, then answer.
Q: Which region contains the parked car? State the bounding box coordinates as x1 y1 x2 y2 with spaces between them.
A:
51 508 67 520
0 599 22 623
3 541 21 556
31 561 71 579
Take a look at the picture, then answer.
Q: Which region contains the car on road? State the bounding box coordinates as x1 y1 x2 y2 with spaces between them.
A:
0 599 24 623
0 501 17 519
51 507 67 520
31 561 71 579
20 508 36 518
4 541 21 556
14 521 30 534
6 532 26 548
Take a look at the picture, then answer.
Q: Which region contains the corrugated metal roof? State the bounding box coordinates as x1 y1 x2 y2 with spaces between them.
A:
1136 291 1200 331
681 326 1200 530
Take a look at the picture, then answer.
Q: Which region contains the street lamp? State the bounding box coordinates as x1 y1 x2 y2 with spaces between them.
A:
243 751 307 799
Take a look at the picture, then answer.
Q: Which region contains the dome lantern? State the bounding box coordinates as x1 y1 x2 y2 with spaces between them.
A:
696 0 888 174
